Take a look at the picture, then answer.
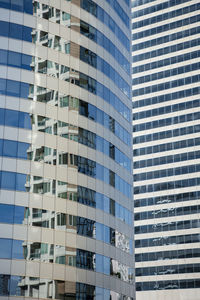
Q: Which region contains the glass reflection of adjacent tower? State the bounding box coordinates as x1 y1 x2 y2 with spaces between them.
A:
32 1 71 53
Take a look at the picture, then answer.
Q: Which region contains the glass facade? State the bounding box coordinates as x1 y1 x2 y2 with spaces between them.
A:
132 0 200 298
0 0 134 299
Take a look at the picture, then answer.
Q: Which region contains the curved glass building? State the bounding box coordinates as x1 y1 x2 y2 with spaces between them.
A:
0 0 134 299
132 0 200 299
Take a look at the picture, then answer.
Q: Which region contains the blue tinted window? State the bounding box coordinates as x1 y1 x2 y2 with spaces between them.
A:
0 108 5 125
104 256 110 275
20 82 29 98
96 254 103 273
14 206 26 224
5 109 19 127
8 51 21 67
0 21 9 36
9 275 22 296
9 23 22 40
0 139 2 156
17 141 29 159
0 49 8 65
11 0 23 12
96 193 103 210
0 78 6 94
16 173 26 191
21 53 31 70
0 204 14 223
1 171 16 190
24 0 33 14
96 223 103 241
3 140 17 157
0 0 10 9
104 226 110 244
22 26 32 42
19 112 31 129
12 240 24 259
0 238 12 259
6 80 20 96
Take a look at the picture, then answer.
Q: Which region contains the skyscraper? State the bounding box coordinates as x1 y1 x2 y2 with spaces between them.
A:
0 0 134 299
132 0 200 299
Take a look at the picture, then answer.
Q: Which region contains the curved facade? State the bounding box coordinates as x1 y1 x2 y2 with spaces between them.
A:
0 0 134 299
132 0 200 299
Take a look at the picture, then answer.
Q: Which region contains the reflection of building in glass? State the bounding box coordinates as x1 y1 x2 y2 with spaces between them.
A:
132 0 200 299
0 0 134 299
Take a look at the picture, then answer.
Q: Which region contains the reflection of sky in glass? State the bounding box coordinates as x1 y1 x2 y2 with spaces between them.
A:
0 239 24 260
0 239 12 259
0 204 25 224
0 172 26 191
9 276 22 296
12 240 25 259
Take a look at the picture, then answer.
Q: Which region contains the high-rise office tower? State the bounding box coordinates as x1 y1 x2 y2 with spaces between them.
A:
132 0 200 299
0 0 134 299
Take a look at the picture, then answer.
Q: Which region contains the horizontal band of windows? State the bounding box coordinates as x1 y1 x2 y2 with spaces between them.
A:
1 142 130 183
132 73 200 97
135 204 200 220
133 137 200 157
133 49 200 74
132 0 191 19
1 148 131 196
132 37 200 64
0 0 32 14
133 99 200 120
134 163 200 182
29 143 129 175
135 247 200 263
0 75 130 125
0 49 32 70
0 168 131 200
133 87 200 110
32 56 130 101
135 219 200 235
0 127 131 174
0 108 130 172
0 21 32 42
132 25 200 51
31 111 130 161
0 78 130 127
133 124 200 145
31 86 130 136
135 233 200 248
0 186 132 227
0 206 132 254
132 61 200 86
136 262 200 277
131 0 156 8
0 239 132 282
132 2 200 30
134 177 200 195
132 14 200 40
134 149 200 169
32 6 130 74
136 278 200 291
0 275 133 299
135 190 200 209
0 108 31 129
134 111 200 133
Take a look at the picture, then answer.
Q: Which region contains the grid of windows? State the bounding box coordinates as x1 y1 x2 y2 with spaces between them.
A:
132 0 200 295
